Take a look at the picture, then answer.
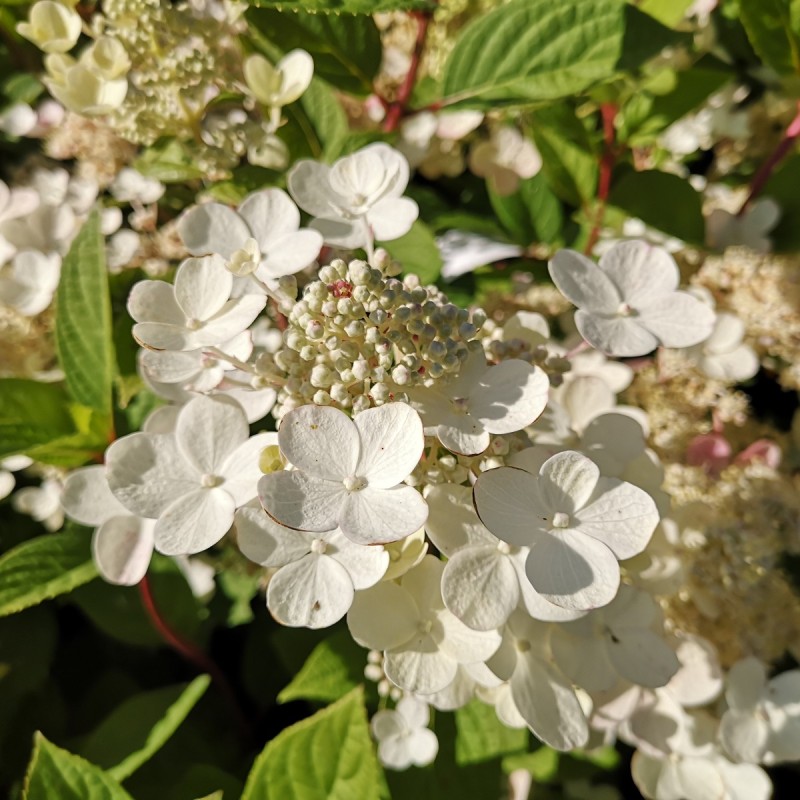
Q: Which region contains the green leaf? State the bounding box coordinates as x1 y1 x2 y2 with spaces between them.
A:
502 746 560 781
637 0 694 27
241 687 380 800
277 629 365 704
134 139 206 183
300 78 348 161
763 154 800 250
531 106 598 206
455 700 528 765
2 72 43 106
78 676 211 782
247 0 434 10
441 0 680 108
381 221 443 284
23 733 133 800
739 0 800 75
56 210 115 417
246 8 381 95
0 379 76 459
607 168 705 244
0 528 98 617
489 174 563 246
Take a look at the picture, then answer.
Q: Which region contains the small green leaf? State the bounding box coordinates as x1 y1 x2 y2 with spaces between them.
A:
277 629 365 704
300 78 349 161
2 72 43 106
56 210 115 417
637 0 694 27
455 700 528 765
246 8 381 96
608 168 705 244
242 687 380 800
247 0 434 10
23 733 133 800
739 0 800 75
381 221 443 284
78 676 211 782
134 139 205 183
489 174 563 246
0 529 98 617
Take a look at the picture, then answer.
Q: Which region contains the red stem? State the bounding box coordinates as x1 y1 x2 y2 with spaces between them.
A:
584 103 618 256
138 576 249 735
382 11 432 133
736 100 800 216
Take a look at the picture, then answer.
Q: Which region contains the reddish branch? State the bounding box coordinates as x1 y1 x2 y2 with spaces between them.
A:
584 103 618 256
736 100 800 217
382 11 432 134
138 575 249 735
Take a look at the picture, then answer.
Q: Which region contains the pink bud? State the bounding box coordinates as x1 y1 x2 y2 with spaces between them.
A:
734 439 781 469
686 433 733 476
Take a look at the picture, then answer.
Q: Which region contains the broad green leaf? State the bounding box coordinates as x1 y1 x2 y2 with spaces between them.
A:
78 676 211 782
2 72 43 105
441 0 681 107
764 154 800 250
382 221 443 284
455 700 528 765
23 733 133 800
246 8 381 96
489 174 563 246
637 0 694 27
56 210 115 417
608 168 705 244
739 0 800 75
0 379 76 459
247 0 434 10
531 106 598 206
278 629 365 704
241 687 380 800
300 78 349 161
0 528 97 617
502 746 560 780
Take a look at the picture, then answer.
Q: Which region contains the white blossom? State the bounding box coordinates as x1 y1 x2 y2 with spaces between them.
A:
110 168 165 206
371 696 439 770
243 50 314 109
469 126 542 195
549 241 715 357
706 198 779 254
0 250 61 316
679 311 759 383
12 477 63 531
258 403 428 545
17 1 82 53
437 230 523 280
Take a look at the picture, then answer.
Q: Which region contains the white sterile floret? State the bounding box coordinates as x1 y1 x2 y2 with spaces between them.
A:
17 1 81 53
679 312 759 383
61 465 155 586
719 657 800 765
258 403 428 545
486 611 589 750
44 52 128 116
347 556 501 695
548 241 715 357
12 477 63 531
706 198 780 254
425 483 584 630
243 50 314 109
468 126 542 196
179 188 322 283
550 585 680 693
473 451 659 610
106 395 274 555
128 254 266 351
288 142 419 250
0 103 38 137
407 349 549 456
110 168 165 205
0 250 61 316
235 501 388 629
371 696 439 770
0 455 32 501
436 229 523 280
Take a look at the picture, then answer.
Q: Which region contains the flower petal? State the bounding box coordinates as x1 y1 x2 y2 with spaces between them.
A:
385 642 458 695
338 485 428 544
220 431 277 506
62 465 128 525
639 291 716 348
574 311 660 358
258 470 343 532
92 516 154 586
538 451 600 515
257 229 322 280
235 502 314 567
237 188 300 249
548 249 621 314
348 580 419 650
369 197 419 242
325 530 389 589
598 240 679 306
174 256 232 321
179 202 251 259
473 467 545 547
154 487 235 555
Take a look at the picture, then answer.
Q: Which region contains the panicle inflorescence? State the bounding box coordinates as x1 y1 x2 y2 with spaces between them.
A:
266 258 486 419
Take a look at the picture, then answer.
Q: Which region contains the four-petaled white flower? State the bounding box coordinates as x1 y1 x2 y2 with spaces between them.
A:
288 142 419 250
236 501 388 629
679 312 759 383
107 395 273 555
179 189 323 283
258 402 427 545
128 254 266 351
706 198 780 254
549 241 715 357
469 126 542 196
408 349 549 456
371 696 439 770
0 250 61 316
473 451 659 610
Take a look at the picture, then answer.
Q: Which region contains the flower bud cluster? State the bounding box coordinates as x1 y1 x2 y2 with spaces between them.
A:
487 336 571 387
270 258 486 418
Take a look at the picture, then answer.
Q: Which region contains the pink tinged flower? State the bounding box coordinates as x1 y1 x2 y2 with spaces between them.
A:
235 502 388 629
178 188 323 282
106 395 274 556
473 451 659 611
128 254 266 351
371 696 439 770
548 241 715 357
287 142 419 249
61 465 154 586
408 349 549 456
347 556 501 695
686 432 733 475
258 403 428 545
